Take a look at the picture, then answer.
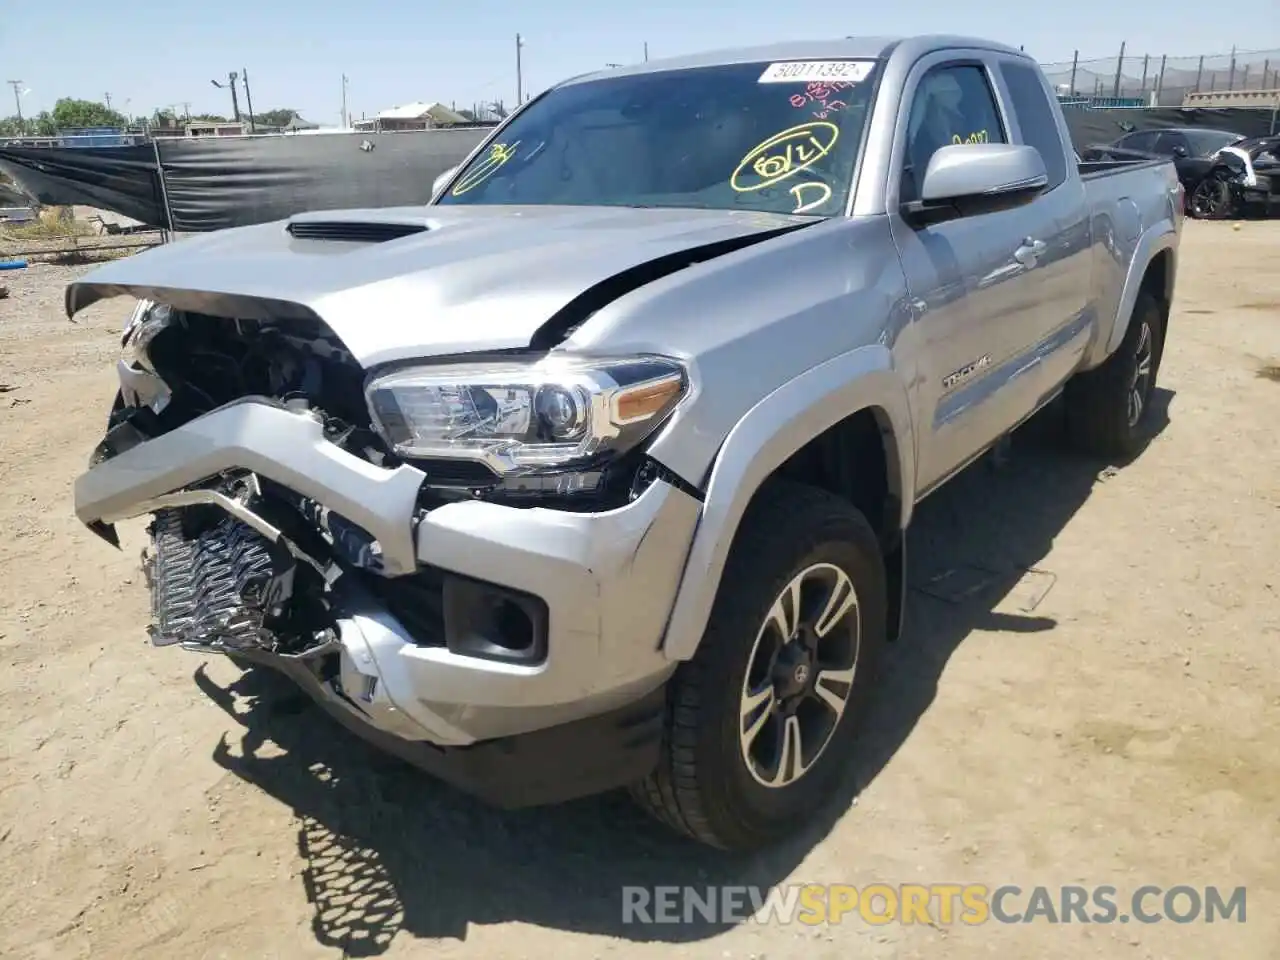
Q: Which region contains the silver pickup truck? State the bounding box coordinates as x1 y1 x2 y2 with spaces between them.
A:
69 35 1181 850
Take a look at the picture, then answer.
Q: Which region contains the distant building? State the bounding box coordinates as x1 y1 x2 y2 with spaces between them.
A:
363 101 470 132
276 113 320 132
1182 88 1280 108
185 120 248 137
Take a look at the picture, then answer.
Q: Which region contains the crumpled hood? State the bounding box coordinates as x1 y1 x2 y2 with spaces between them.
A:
66 204 811 366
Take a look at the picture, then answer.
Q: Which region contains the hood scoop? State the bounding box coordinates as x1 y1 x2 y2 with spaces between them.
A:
286 219 427 243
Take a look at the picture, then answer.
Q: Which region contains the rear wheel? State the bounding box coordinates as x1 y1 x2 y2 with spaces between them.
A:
1064 291 1164 460
631 482 887 850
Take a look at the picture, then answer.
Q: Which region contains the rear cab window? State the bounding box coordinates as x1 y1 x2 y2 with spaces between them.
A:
997 59 1068 191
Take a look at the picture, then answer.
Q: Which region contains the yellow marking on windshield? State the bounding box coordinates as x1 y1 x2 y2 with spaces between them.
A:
789 181 833 213
731 122 839 192
450 141 521 196
951 130 990 145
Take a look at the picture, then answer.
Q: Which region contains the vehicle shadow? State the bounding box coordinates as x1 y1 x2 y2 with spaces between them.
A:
196 389 1173 955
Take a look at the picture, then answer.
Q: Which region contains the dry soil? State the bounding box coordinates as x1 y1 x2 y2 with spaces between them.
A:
0 221 1278 959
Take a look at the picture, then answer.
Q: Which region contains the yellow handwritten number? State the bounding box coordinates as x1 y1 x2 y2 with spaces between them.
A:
731 122 839 192
451 141 521 196
950 130 989 146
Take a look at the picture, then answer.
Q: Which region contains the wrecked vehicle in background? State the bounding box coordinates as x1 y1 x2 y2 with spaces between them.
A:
1186 135 1280 219
69 35 1180 851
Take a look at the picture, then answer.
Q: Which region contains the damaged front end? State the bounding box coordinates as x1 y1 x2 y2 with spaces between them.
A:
83 299 419 662
74 290 701 767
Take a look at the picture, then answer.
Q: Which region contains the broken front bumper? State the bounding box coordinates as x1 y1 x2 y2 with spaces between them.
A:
75 397 701 803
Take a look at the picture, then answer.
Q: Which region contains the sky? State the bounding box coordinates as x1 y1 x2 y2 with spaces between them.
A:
2 0 1278 125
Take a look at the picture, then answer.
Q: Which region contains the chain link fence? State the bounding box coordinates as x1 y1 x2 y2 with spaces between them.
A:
1040 47 1280 107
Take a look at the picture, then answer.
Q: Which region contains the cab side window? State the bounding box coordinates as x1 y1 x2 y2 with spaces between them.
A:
998 59 1068 191
901 64 1007 203
1154 131 1190 157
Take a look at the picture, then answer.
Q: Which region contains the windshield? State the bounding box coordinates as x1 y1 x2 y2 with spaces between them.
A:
434 59 881 217
1186 130 1243 156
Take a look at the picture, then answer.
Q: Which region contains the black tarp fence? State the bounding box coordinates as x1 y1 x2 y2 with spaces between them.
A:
0 143 165 226
1 110 1277 232
1061 105 1280 150
0 128 491 232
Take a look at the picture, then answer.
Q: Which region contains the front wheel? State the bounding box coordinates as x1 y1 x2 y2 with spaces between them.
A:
631 482 887 850
1189 175 1236 219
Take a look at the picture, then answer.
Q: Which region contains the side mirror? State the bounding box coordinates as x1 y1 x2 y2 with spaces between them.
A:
904 143 1049 225
432 165 460 197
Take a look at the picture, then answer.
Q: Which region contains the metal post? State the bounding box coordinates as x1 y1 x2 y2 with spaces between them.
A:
1227 46 1237 91
6 80 23 123
1242 64 1250 90
1140 54 1149 96
151 137 175 239
1195 55 1204 93
1112 41 1126 99
1155 55 1167 105
341 74 349 128
644 41 649 61
1263 60 1271 90
1069 51 1078 96
515 33 524 105
242 68 256 133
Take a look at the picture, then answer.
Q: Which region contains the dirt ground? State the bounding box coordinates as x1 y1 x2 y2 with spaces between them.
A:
1 221 1278 960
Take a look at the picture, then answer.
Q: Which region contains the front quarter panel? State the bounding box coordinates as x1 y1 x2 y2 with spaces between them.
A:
563 216 914 490
658 345 914 662
557 216 917 664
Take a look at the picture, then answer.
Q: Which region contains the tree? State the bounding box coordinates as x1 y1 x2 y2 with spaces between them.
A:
0 112 56 137
254 108 298 128
50 98 127 130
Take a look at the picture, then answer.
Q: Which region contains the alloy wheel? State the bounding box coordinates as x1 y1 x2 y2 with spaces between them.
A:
739 562 861 788
1128 319 1154 428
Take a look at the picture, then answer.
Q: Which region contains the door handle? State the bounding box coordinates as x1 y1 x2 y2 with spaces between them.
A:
1013 238 1047 267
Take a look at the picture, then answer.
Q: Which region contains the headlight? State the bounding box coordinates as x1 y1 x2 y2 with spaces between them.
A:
365 355 687 475
121 300 175 373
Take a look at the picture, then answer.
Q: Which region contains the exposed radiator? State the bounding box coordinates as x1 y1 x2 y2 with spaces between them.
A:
143 509 276 651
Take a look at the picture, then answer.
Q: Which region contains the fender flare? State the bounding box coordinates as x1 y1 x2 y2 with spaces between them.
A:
1100 222 1177 364
658 343 915 663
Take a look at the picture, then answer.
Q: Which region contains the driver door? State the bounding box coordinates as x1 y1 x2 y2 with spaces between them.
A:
887 55 1063 493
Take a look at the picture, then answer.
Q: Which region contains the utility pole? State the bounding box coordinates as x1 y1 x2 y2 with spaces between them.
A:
180 101 191 121
1111 41 1126 99
211 71 242 122
241 68 256 132
341 74 349 127
516 33 524 105
7 80 24 122
104 92 113 111
644 41 649 61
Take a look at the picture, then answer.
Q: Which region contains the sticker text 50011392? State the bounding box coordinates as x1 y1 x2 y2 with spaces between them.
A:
758 60 874 84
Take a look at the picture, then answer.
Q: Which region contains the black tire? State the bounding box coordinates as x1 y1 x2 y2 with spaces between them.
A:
1188 175 1235 219
631 481 887 850
1064 291 1164 460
